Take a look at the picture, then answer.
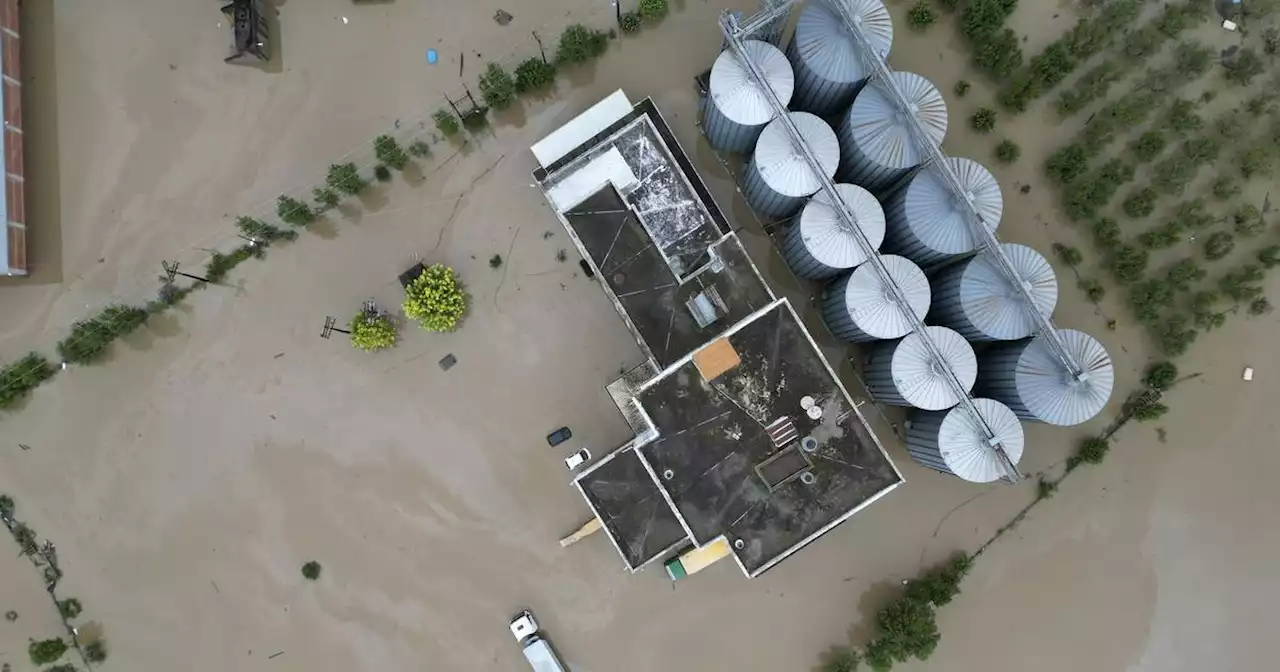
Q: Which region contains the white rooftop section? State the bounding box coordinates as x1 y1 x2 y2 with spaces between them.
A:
531 90 633 168
546 148 638 212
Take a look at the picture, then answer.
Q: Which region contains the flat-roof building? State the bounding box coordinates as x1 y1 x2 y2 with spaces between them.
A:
533 92 903 578
2 0 25 276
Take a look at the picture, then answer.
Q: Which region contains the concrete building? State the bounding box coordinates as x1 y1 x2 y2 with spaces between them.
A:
2 0 25 276
531 92 903 578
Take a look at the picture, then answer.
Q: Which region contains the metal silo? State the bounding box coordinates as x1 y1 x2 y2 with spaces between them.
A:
743 112 840 220
929 243 1059 342
905 398 1025 483
976 329 1116 426
881 157 1003 267
781 183 885 280
836 71 948 194
786 0 894 117
820 254 930 343
705 40 795 154
863 326 976 410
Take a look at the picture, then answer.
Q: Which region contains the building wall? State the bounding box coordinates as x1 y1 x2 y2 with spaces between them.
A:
1 0 24 275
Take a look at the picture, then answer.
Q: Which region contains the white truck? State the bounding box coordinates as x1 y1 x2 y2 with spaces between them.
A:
509 609 566 672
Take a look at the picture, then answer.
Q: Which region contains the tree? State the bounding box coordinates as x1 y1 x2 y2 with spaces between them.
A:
1172 41 1212 77
962 0 1018 42
373 135 409 171
1046 144 1089 185
29 638 68 665
1129 278 1175 323
312 187 341 210
1211 176 1240 201
1143 361 1179 391
276 195 315 227
301 561 322 580
1165 99 1202 135
1258 245 1280 269
57 598 83 619
1157 314 1198 356
1220 264 1266 302
1078 437 1109 465
619 12 642 33
1131 398 1169 421
823 648 861 672
236 216 295 246
994 139 1021 163
433 109 461 137
1233 204 1266 238
1204 232 1235 261
514 58 556 93
1181 137 1219 165
908 1 938 31
639 0 668 22
57 305 150 365
1249 297 1274 316
326 163 367 196
1165 258 1206 292
403 264 468 332
1053 243 1083 266
971 108 997 133
349 310 398 352
871 597 940 666
0 353 56 410
84 640 108 663
1138 223 1181 251
1128 131 1166 163
1092 217 1121 247
1239 146 1274 179
1191 290 1227 330
373 165 392 182
1079 278 1106 303
1122 187 1157 219
478 63 517 110
1109 245 1149 284
954 80 971 97
1223 48 1264 86
0 493 14 518
974 29 1024 81
556 24 610 65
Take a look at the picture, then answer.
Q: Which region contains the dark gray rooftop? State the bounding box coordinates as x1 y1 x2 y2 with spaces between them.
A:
564 187 774 369
575 445 688 570
634 301 903 576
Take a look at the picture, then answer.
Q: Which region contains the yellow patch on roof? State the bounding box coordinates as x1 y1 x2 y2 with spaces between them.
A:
694 338 740 382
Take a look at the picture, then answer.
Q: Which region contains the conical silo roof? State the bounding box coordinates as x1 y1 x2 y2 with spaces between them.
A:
710 40 795 126
907 398 1025 483
754 112 840 197
789 183 885 272
883 157 1002 265
788 0 893 115
930 243 1059 341
865 326 977 410
838 71 948 191
824 254 930 341
977 329 1115 426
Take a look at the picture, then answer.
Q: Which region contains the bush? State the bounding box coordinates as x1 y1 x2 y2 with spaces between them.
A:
1157 314 1198 356
433 109 461 137
1192 291 1227 330
29 638 68 665
326 163 367 196
994 139 1020 163
1211 177 1240 201
823 648 862 672
403 264 468 332
1122 188 1157 219
1130 278 1175 323
1173 41 1212 77
57 305 149 365
868 597 940 668
236 216 296 246
373 165 392 182
619 12 641 33
1077 437 1109 465
905 554 973 608
971 108 996 133
1223 48 1264 86
1053 243 1083 266
1045 144 1089 185
408 140 431 158
1143 362 1179 391
1109 245 1149 284
276 195 315 226
1233 204 1265 238
1131 398 1169 421
478 63 517 110
639 0 669 22
1239 146 1274 179
974 29 1023 80
1220 264 1266 303
954 80 971 97
514 58 557 94
84 640 108 663
1165 99 1202 135
1129 131 1166 163
556 24 610 65
1165 258 1206 291
373 135 409 171
0 353 56 410
58 598 83 619
962 0 1018 42
1249 297 1274 316
11 521 36 553
908 1 938 31
1079 278 1106 303
1203 232 1235 260
349 311 398 352
301 561 322 580
1056 61 1122 116
1092 218 1121 247
1258 245 1280 269
312 187 341 210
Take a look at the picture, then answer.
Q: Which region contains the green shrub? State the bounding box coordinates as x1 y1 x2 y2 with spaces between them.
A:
1165 99 1202 135
556 24 610 65
514 57 557 94
639 0 668 22
29 638 68 665
350 310 397 352
84 640 108 663
1203 232 1235 260
1258 245 1280 269
236 216 296 245
312 187 341 210
434 109 461 137
409 140 431 158
58 598 83 619
374 135 409 171
403 264 468 332
822 648 861 672
971 107 997 133
1220 264 1266 303
203 245 261 284
868 597 940 669
974 28 1023 80
373 165 392 182
301 561 322 580
1122 188 1157 219
1143 362 1179 391
11 521 36 553
57 305 150 365
954 80 971 97
994 139 1020 163
1077 437 1109 465
1165 258 1206 292
905 554 973 607
327 162 367 196
1128 131 1166 163
619 12 641 33
478 63 517 110
1045 144 1089 185
0 353 56 410
276 195 315 226
1239 146 1274 179
1157 314 1199 356
0 493 14 518
1092 218 1121 247
1223 48 1264 86
1079 278 1106 303
908 1 938 31
1211 177 1240 201
1053 243 1083 266
1249 297 1274 316
1192 291 1226 330
1109 245 1148 284
1233 204 1265 237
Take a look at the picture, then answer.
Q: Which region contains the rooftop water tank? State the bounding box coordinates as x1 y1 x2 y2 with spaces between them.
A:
905 398 1025 483
863 326 977 410
820 254 930 343
881 157 1003 267
786 0 894 116
929 243 1059 342
976 329 1116 426
781 183 885 280
743 112 840 220
836 71 948 194
704 40 795 154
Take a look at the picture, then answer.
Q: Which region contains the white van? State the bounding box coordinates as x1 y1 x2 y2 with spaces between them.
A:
509 609 566 672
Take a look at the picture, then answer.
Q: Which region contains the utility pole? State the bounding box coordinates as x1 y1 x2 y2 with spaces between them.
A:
160 260 211 284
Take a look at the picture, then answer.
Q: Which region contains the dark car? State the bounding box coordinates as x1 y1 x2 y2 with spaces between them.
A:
547 427 572 447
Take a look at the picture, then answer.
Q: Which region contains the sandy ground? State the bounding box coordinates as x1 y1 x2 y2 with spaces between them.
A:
0 1 1277 671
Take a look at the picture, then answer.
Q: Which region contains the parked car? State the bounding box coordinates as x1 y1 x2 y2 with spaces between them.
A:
546 426 572 447
564 448 591 471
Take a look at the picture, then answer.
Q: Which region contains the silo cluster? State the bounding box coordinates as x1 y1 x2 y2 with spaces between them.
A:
863 326 976 410
820 254 929 343
705 39 795 154
836 71 948 194
975 329 1116 426
929 243 1059 342
743 111 840 220
786 0 894 116
881 157 1002 268
781 183 885 280
905 397 1025 483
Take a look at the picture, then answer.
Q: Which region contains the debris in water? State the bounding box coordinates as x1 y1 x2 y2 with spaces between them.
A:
341 16 349 25
427 48 438 64
1243 366 1254 381
439 354 458 371
494 10 513 26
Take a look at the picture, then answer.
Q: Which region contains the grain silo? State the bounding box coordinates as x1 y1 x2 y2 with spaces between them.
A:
743 112 840 220
929 243 1059 342
704 40 795 154
976 329 1115 426
836 71 948 194
820 254 930 343
781 183 885 280
881 157 1003 267
863 326 976 410
786 0 894 117
905 398 1025 483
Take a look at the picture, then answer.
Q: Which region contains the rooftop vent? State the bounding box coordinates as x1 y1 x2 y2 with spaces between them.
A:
765 416 800 448
686 285 728 328
756 444 813 491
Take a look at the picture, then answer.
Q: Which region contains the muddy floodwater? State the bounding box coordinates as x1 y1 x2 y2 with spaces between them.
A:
0 2 1276 671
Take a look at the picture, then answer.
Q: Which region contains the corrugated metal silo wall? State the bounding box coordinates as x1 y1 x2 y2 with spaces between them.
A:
787 40 868 117
974 339 1044 423
862 337 913 406
820 271 878 343
835 111 912 195
704 98 768 155
903 409 955 475
879 169 965 268
782 222 843 280
743 155 807 220
929 255 991 341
